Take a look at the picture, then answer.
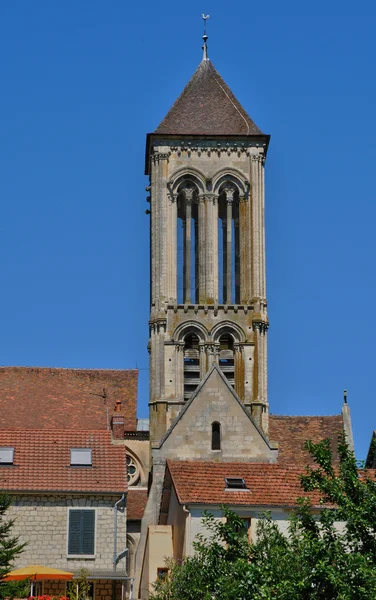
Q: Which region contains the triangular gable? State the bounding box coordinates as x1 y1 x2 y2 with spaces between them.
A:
154 365 277 463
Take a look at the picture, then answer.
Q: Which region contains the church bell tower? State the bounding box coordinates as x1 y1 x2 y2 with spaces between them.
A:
146 35 270 445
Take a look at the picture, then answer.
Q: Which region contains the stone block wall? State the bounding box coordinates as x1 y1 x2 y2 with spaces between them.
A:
8 494 126 572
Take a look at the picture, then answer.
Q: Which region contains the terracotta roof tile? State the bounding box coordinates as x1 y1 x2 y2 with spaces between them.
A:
0 367 138 431
0 429 127 493
269 415 344 467
155 60 263 136
127 489 148 520
167 460 322 508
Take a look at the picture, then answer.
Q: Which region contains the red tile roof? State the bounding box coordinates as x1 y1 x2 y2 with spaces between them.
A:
0 429 127 493
127 489 148 520
269 415 344 466
0 367 138 431
155 59 263 136
167 460 322 508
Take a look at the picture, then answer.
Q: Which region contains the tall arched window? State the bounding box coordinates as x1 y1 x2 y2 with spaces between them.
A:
218 333 235 387
212 422 221 450
177 181 199 304
218 183 240 304
183 333 200 400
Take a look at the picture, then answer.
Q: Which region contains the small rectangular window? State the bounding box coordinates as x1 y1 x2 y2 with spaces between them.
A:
224 477 248 490
70 448 92 466
68 509 95 555
157 568 169 581
0 447 14 465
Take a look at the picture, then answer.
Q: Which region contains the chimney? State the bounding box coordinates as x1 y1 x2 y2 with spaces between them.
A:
111 399 125 440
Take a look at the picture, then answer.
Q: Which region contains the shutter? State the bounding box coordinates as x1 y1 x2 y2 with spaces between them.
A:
68 510 95 555
82 510 95 555
68 510 82 555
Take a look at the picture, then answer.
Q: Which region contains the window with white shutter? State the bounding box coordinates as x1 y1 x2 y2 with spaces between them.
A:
68 509 95 555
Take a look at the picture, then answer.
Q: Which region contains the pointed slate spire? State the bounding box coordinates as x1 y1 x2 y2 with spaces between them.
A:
155 59 263 136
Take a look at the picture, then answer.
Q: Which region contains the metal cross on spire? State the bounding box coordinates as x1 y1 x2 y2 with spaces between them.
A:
202 14 210 60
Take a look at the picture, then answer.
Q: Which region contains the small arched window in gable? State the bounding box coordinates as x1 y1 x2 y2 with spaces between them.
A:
212 421 221 451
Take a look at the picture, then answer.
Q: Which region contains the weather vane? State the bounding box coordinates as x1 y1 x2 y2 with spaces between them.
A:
202 14 210 60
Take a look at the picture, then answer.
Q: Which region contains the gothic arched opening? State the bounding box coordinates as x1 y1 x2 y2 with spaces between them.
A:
177 181 199 304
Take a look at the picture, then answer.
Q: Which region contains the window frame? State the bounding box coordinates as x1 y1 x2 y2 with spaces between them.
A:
211 422 221 451
67 507 96 558
70 448 92 467
0 447 14 465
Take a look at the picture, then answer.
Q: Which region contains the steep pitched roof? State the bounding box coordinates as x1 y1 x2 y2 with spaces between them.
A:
155 59 263 136
0 429 127 493
0 366 138 431
269 415 344 467
166 460 323 508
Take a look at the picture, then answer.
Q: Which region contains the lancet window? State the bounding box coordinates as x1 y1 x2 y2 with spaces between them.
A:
183 332 201 400
211 422 221 450
177 181 199 304
218 183 240 304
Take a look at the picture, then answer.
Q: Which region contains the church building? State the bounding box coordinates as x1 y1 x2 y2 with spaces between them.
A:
0 30 354 600
134 34 353 598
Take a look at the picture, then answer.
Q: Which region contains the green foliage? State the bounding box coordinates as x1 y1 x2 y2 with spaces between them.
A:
151 433 376 599
0 579 30 600
0 493 26 596
66 569 91 600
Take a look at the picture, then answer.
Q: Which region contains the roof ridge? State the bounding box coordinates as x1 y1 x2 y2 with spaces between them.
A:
0 366 137 373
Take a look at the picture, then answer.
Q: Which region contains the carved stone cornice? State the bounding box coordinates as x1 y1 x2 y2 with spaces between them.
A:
151 152 171 164
252 321 269 334
248 154 265 165
149 319 167 334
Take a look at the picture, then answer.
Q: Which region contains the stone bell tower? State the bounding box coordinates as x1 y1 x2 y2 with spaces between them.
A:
146 37 270 445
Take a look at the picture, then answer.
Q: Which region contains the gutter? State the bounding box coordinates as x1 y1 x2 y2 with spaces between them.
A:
113 493 128 571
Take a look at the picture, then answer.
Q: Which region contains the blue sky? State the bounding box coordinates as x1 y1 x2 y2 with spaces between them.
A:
1 2 375 459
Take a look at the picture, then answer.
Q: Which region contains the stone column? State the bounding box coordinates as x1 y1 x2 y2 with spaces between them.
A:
199 342 206 378
251 321 269 433
198 195 206 302
168 193 177 302
234 217 240 304
206 343 220 369
211 195 219 302
223 185 234 304
239 192 251 304
175 342 185 401
184 191 193 303
234 343 245 401
250 154 265 300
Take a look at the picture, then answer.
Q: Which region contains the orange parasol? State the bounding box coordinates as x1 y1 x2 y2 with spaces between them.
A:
3 565 74 595
3 565 74 581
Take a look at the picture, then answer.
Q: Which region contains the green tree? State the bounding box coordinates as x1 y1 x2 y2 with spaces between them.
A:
0 493 26 597
67 568 92 600
152 434 376 600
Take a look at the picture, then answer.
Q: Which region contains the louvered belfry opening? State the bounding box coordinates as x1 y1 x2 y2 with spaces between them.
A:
218 333 235 387
177 182 199 304
218 183 240 304
183 333 200 400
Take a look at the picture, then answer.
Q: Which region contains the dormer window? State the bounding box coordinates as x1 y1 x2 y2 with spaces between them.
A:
224 477 248 491
70 448 92 466
0 447 14 465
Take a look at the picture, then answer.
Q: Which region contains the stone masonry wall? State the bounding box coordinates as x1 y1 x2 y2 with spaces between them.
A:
8 494 126 571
